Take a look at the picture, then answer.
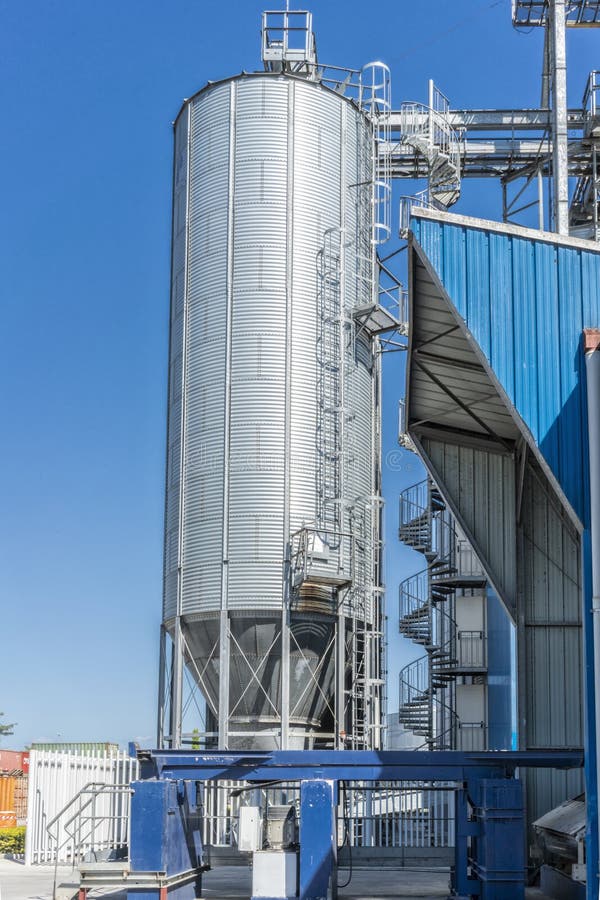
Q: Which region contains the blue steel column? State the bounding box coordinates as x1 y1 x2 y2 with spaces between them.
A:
585 331 600 898
129 780 204 900
453 788 480 899
299 780 337 900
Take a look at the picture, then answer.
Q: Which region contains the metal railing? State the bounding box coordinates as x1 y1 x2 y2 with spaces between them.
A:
378 281 408 330
340 782 455 849
582 70 600 121
290 525 355 589
399 190 433 238
261 10 317 72
361 62 392 244
398 479 454 564
458 630 487 669
202 778 456 851
46 782 132 864
455 538 484 578
399 654 430 717
456 722 487 752
398 97 461 187
398 478 489 747
399 480 485 580
399 569 430 640
47 781 133 900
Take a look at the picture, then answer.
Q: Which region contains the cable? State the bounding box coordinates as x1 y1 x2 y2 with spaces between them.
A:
336 782 353 889
389 1 505 64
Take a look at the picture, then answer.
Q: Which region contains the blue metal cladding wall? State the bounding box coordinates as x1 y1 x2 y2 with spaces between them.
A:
411 215 600 526
411 213 600 897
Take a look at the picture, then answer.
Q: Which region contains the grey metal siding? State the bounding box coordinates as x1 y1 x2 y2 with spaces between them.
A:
520 462 582 749
417 437 517 610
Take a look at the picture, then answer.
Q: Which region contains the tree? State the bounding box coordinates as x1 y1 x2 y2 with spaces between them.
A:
0 712 16 739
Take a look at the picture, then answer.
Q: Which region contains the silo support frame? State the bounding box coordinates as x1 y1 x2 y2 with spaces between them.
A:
280 606 290 749
335 611 345 749
171 616 184 749
218 610 230 749
157 624 168 748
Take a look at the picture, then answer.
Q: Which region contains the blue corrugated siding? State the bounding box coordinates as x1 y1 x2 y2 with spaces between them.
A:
412 215 600 525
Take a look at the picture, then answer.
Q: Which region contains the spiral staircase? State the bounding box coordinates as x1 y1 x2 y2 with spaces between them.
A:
398 479 488 750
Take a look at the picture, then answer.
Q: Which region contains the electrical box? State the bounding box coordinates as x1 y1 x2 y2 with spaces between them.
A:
238 806 262 852
252 850 297 899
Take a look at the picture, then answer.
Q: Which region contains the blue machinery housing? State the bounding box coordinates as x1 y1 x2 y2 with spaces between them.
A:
127 749 582 900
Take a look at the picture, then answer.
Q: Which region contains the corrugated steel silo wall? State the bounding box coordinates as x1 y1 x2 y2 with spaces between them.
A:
162 74 378 745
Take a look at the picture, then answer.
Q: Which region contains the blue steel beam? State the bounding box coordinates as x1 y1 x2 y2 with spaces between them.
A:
136 749 583 783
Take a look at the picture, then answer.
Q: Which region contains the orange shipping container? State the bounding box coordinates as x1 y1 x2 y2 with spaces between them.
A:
0 777 15 812
0 812 17 829
14 776 28 821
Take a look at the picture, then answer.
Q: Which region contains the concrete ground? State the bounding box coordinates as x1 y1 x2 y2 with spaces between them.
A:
0 859 556 900
0 859 77 900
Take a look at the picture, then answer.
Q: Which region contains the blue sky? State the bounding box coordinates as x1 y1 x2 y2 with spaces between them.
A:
1 1 598 748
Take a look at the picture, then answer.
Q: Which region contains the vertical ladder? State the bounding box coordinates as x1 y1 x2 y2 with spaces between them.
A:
316 229 343 541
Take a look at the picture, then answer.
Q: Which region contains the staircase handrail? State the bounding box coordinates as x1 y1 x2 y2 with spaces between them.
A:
399 569 429 621
399 654 429 707
48 781 133 853
48 781 133 900
398 101 461 174
46 781 108 842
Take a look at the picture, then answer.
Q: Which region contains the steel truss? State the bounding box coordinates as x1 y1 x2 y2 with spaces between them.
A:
381 2 600 236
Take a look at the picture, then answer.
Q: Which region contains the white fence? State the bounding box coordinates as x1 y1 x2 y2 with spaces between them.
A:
24 748 139 865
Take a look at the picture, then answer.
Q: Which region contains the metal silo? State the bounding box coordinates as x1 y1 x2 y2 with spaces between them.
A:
158 11 392 751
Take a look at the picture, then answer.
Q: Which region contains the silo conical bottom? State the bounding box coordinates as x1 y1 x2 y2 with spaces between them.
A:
172 612 336 749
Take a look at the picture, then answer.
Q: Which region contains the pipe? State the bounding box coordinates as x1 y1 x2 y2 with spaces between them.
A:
585 335 600 898
549 0 569 234
541 24 551 109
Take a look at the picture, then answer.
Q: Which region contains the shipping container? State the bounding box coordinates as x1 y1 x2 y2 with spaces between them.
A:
0 751 29 775
29 743 117 755
0 812 17 829
14 776 28 822
0 776 15 812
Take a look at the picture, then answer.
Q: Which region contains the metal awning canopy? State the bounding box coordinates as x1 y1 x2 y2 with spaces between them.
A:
407 242 520 454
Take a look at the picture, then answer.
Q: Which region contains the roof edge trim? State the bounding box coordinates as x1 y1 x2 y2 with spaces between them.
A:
412 206 600 254
172 70 364 130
